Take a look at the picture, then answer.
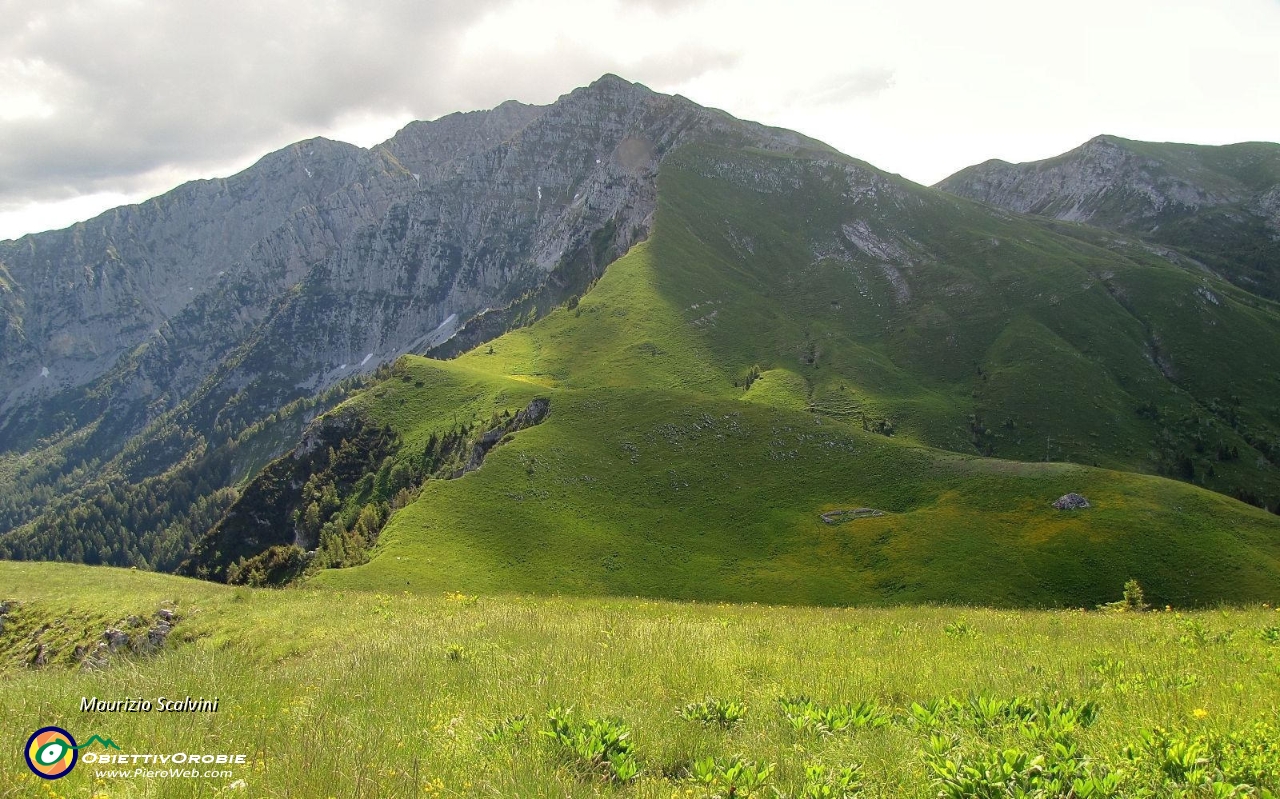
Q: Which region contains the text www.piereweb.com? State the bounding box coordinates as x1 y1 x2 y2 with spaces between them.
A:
94 768 235 779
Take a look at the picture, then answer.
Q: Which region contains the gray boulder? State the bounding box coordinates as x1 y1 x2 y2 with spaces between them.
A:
103 628 130 651
1053 493 1091 510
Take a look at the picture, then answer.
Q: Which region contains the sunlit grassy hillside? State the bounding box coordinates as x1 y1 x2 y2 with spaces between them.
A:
320 359 1280 607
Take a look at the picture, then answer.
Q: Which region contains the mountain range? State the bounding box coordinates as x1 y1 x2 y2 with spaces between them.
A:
2 76 1278 606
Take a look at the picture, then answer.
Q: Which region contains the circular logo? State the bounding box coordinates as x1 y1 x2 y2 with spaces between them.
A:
25 727 78 780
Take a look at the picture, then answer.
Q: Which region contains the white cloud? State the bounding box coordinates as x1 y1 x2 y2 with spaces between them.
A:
0 191 140 241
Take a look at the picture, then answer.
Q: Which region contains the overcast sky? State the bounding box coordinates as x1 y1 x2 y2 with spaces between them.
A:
2 0 1278 240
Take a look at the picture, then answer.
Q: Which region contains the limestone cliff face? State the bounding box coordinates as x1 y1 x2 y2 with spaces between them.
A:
378 100 547 185
937 135 1280 298
0 74 827 479
0 139 410 416
938 136 1240 224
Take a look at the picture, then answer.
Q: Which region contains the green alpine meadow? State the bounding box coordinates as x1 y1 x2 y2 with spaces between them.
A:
2 563 1279 797
2 70 1280 798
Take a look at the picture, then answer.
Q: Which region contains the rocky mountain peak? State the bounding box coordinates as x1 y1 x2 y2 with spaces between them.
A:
0 74 828 473
1080 133 1126 151
938 135 1280 300
580 72 653 98
551 74 668 120
378 101 546 182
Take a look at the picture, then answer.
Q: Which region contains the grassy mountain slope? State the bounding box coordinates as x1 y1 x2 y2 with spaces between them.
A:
319 364 1280 607
451 144 1280 491
272 143 1280 607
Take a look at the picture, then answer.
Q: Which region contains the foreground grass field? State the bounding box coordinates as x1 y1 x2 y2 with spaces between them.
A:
3 562 1279 797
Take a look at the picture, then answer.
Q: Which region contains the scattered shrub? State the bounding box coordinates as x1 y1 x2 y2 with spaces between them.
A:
796 762 864 799
679 697 747 728
226 545 308 586
688 755 774 797
778 697 889 736
542 706 638 783
482 714 528 743
1098 579 1150 613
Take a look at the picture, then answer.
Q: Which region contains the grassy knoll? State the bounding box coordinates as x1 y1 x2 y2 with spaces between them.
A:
3 562 1280 797
319 380 1280 608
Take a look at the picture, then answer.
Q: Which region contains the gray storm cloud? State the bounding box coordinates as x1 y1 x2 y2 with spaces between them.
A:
0 0 724 207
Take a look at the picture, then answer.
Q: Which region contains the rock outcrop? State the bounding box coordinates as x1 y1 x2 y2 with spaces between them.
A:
820 508 885 524
0 600 180 670
1052 493 1091 510
0 76 827 435
937 136 1280 299
455 397 550 477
